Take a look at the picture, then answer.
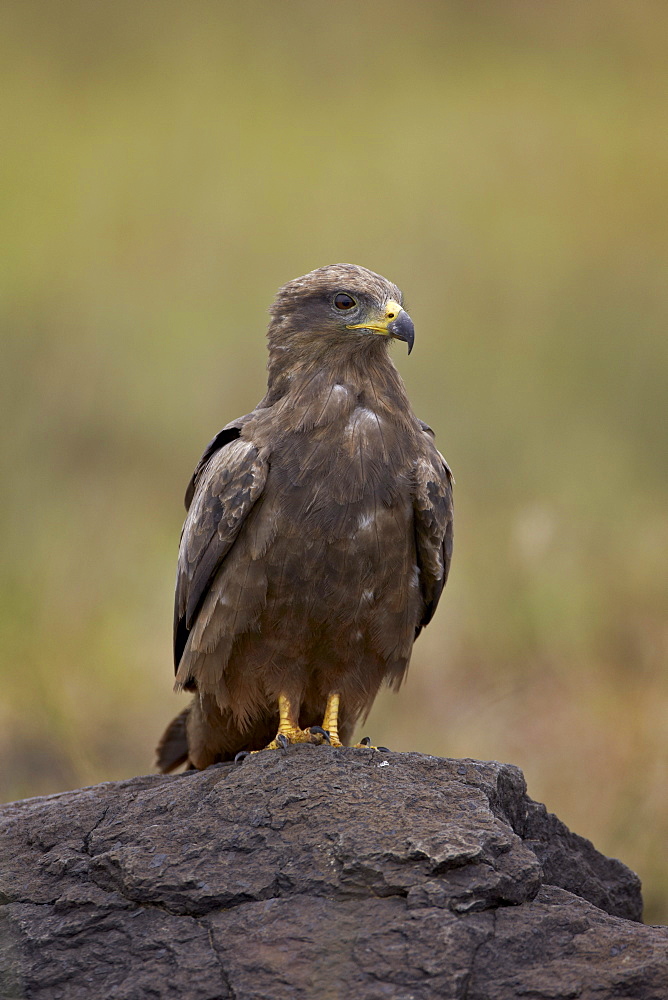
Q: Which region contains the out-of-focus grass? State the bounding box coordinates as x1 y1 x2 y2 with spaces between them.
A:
1 1 667 920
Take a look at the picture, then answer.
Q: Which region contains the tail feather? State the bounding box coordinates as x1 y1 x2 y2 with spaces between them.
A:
156 707 191 773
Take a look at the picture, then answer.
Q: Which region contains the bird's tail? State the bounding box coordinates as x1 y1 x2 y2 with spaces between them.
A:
156 707 191 773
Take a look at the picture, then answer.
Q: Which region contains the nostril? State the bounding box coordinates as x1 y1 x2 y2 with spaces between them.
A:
386 312 395 320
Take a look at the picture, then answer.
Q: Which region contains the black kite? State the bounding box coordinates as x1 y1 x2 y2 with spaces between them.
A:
157 264 453 770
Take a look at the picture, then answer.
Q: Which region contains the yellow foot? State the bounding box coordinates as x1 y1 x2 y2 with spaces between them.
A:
352 736 391 751
263 727 331 751
234 727 346 763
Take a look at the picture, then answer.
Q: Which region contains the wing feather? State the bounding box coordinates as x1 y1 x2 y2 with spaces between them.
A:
413 429 454 632
183 412 255 510
174 430 268 671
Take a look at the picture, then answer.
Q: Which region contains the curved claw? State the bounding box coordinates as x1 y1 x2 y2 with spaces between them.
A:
353 737 390 751
234 751 251 764
276 733 290 750
309 726 331 744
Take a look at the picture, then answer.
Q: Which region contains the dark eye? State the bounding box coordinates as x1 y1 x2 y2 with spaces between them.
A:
333 292 356 310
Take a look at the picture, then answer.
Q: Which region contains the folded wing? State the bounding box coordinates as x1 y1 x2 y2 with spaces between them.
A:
413 427 454 634
174 428 268 672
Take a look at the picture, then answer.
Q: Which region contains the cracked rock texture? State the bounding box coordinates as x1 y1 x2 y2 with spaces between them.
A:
1 747 666 999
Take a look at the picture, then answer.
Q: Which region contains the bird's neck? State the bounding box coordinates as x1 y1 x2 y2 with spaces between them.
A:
264 336 414 421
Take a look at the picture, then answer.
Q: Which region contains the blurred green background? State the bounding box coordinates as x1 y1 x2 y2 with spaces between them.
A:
1 0 667 920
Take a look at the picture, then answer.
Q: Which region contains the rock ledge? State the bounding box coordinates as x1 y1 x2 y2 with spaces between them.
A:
1 748 666 999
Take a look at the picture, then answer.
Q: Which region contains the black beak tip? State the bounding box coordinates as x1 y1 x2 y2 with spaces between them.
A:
388 312 415 355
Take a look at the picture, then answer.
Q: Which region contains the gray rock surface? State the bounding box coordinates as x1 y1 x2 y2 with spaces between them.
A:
1 747 666 999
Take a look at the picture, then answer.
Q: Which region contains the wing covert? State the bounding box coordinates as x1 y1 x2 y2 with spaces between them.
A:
184 413 256 510
174 433 268 671
413 430 454 632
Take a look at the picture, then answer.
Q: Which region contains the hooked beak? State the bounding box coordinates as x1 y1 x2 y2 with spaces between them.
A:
346 299 415 354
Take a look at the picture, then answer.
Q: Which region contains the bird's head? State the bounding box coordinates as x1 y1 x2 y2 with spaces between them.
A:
268 264 415 360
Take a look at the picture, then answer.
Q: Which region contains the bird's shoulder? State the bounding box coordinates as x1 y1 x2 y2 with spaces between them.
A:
416 418 454 482
184 409 270 510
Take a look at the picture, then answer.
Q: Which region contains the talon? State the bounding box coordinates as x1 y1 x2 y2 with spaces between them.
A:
309 726 331 743
234 751 251 763
257 693 346 753
353 736 386 750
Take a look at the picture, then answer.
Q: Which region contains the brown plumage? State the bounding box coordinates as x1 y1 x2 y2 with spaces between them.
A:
156 264 453 771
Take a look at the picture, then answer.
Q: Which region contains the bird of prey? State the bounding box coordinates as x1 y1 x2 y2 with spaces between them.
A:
156 264 453 771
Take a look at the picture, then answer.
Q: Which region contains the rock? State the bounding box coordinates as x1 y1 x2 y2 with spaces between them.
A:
1 747 666 999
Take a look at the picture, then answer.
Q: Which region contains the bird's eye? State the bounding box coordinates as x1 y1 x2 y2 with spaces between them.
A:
333 292 357 310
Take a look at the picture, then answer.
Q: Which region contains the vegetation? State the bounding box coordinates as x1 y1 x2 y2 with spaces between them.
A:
2 1 666 920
